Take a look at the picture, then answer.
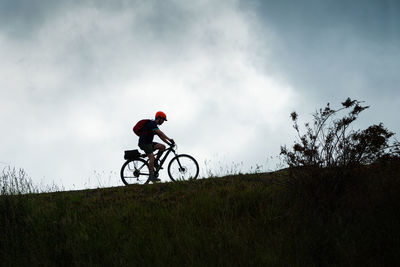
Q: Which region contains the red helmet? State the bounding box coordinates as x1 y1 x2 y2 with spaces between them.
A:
155 111 167 121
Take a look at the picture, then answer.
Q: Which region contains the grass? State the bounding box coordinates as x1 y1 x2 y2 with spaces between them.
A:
1 161 400 266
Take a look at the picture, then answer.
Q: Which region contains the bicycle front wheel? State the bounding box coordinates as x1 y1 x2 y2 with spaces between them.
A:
120 158 150 185
168 154 199 181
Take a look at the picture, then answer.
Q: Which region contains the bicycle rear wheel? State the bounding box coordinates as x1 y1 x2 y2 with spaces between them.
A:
168 154 199 181
120 158 150 185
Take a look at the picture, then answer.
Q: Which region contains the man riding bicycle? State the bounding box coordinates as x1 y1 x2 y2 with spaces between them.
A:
138 111 174 182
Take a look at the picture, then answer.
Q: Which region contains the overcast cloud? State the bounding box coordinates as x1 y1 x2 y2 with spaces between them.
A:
1 0 399 189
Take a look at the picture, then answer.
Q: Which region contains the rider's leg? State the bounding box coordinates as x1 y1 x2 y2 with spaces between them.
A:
148 152 156 178
154 143 166 163
148 153 160 182
140 143 160 181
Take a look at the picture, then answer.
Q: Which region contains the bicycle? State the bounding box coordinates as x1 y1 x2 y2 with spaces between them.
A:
120 143 199 185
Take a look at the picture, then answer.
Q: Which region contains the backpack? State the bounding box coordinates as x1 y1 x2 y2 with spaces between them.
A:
133 119 150 136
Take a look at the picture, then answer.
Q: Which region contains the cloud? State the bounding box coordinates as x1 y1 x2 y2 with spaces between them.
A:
0 0 298 188
2 0 398 188
251 0 400 97
248 0 400 135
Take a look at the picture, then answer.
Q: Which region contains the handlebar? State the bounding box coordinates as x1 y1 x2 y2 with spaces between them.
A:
168 141 177 151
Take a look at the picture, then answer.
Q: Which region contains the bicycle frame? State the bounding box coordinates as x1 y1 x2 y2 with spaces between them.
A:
141 144 177 173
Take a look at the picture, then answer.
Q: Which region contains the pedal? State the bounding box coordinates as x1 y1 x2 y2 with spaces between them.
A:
154 163 163 170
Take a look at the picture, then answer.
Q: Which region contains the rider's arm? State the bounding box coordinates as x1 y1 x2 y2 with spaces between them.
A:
155 129 174 144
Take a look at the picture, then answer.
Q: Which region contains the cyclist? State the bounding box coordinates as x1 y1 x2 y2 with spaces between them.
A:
138 111 174 182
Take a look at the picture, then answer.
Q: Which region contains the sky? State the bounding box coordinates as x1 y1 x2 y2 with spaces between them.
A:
1 0 399 189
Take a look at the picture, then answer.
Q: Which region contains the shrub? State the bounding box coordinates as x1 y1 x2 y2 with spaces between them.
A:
280 98 400 168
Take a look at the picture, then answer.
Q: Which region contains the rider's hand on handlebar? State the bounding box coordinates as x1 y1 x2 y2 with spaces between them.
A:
169 139 175 146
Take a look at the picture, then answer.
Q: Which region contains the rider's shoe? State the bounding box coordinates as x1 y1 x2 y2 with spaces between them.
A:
149 173 161 183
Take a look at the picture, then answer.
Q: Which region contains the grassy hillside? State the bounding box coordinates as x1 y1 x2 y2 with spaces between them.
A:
1 161 400 266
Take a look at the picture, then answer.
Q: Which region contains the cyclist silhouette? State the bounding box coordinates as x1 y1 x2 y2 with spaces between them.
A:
138 111 174 182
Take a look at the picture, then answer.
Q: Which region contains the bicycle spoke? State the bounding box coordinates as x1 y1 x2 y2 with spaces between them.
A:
120 158 150 185
168 154 199 181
